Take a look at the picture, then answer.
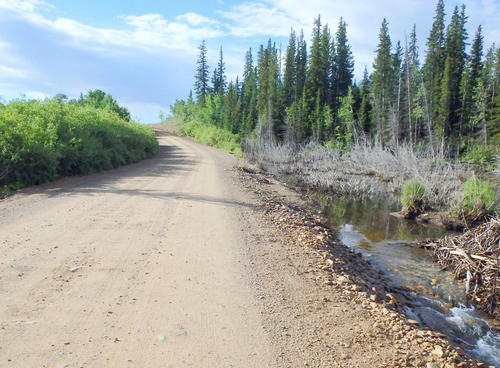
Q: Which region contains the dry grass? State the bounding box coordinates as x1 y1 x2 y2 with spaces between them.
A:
245 140 473 210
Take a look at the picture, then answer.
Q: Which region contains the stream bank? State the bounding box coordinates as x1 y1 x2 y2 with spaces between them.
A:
238 164 498 367
313 195 499 366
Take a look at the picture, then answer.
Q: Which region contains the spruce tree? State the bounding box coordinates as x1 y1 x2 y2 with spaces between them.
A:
358 68 373 135
332 18 354 109
241 48 258 134
423 0 446 128
194 40 210 104
305 17 329 108
402 25 420 143
285 94 309 143
336 87 355 148
371 18 394 142
282 29 298 108
437 5 468 142
212 47 227 95
257 41 280 142
392 40 403 143
320 24 333 103
461 25 483 137
222 81 240 133
295 30 308 100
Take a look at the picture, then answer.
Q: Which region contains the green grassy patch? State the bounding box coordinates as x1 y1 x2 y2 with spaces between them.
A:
455 177 497 220
461 144 499 166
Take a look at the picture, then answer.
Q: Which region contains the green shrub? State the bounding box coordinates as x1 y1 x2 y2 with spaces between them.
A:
461 144 499 165
456 177 497 220
0 99 158 188
178 120 243 157
400 179 426 218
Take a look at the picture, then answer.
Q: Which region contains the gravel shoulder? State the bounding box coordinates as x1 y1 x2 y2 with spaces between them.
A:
0 126 487 367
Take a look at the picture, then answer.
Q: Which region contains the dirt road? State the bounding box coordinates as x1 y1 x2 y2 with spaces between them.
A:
0 131 274 367
0 128 483 368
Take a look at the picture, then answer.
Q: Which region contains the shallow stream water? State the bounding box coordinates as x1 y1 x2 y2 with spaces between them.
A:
317 195 499 366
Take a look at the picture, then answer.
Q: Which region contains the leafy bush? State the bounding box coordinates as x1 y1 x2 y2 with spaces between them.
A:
400 179 426 218
456 177 497 220
76 89 131 121
0 99 158 189
178 120 243 157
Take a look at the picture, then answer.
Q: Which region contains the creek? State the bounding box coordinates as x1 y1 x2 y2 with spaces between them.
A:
317 195 499 366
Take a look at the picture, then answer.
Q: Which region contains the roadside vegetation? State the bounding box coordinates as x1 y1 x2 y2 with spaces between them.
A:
0 90 158 195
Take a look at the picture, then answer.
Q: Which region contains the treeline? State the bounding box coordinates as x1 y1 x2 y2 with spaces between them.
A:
172 0 499 156
0 90 158 191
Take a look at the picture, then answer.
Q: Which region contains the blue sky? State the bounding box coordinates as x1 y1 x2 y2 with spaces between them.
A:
0 0 498 123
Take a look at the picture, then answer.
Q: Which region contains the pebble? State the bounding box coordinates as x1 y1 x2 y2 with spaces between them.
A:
431 345 444 358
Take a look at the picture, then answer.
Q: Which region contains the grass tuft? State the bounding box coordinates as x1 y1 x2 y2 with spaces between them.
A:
456 177 497 220
400 179 426 218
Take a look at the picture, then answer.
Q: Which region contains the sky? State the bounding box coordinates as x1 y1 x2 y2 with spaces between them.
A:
0 0 498 124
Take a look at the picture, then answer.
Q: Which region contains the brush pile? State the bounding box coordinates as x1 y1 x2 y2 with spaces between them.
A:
420 217 499 318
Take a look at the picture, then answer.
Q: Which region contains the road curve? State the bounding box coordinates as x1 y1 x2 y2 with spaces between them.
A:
0 130 274 367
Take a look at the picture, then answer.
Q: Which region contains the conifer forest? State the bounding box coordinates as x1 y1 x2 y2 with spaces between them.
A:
172 0 499 159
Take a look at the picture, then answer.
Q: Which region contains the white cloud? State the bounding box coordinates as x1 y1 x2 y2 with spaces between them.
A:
0 64 28 78
176 12 220 27
0 3 224 54
0 0 52 12
219 2 305 37
25 90 49 99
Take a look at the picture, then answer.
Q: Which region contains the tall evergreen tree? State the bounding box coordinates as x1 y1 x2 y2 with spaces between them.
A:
320 24 333 102
332 17 354 109
371 18 394 142
391 40 404 143
241 48 258 134
282 29 298 108
222 81 241 133
437 5 468 142
194 40 210 104
460 25 483 137
401 25 420 143
212 47 227 95
423 0 446 128
285 94 309 143
295 30 308 100
336 87 356 148
305 17 330 108
358 68 373 135
257 41 280 142
483 46 500 140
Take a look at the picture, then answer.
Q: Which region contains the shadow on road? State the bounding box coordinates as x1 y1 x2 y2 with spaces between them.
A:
24 139 258 210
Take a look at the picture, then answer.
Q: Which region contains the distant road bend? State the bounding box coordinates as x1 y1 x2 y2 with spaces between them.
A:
0 128 274 367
